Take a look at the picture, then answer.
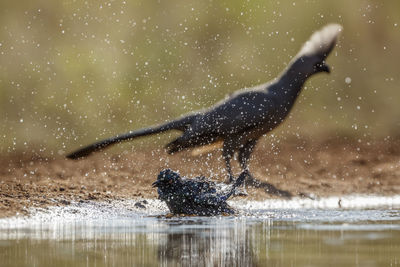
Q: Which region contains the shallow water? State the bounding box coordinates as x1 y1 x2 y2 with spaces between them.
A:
1 198 400 267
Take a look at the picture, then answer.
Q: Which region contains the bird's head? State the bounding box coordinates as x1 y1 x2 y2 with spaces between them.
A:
292 55 331 77
291 24 342 77
152 169 181 189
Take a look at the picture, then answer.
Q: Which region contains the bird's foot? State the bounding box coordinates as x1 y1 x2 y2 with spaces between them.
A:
245 173 261 187
225 174 235 184
224 171 249 197
232 186 248 197
244 173 292 199
232 170 249 196
263 184 292 199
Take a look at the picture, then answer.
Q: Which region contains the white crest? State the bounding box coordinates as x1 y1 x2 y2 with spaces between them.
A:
297 24 343 58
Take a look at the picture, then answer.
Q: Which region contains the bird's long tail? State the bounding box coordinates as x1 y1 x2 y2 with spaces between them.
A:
66 114 197 159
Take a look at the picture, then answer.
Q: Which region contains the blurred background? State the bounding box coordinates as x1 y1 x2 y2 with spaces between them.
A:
0 0 399 156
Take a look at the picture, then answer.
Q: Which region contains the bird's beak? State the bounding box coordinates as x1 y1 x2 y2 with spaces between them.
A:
152 181 159 187
317 62 330 73
321 63 330 73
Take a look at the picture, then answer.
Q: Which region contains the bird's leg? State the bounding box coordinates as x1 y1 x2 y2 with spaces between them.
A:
238 140 258 186
225 158 234 183
238 140 292 198
222 138 250 196
233 139 257 196
222 142 235 183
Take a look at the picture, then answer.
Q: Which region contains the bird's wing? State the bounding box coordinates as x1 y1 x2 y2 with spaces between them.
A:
192 173 247 206
193 192 226 207
193 90 275 136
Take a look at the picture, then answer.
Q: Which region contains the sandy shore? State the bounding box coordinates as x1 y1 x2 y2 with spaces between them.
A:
1 137 400 218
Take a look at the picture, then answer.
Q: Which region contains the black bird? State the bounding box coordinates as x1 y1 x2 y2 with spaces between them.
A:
152 169 247 216
67 24 342 186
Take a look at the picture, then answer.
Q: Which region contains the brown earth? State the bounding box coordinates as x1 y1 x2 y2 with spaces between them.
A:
1 136 400 218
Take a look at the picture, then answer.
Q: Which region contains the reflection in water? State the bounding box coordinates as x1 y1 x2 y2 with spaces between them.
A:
157 219 258 266
1 210 400 267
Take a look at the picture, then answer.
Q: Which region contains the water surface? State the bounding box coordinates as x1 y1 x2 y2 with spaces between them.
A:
1 198 400 267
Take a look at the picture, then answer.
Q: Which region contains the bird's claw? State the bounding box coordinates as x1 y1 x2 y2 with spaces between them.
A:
232 187 248 197
229 170 249 197
225 174 235 184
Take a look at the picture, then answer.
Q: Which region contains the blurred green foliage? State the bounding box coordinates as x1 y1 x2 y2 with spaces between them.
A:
0 0 399 155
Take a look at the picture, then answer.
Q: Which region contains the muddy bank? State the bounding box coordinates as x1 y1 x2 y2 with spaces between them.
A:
1 137 400 218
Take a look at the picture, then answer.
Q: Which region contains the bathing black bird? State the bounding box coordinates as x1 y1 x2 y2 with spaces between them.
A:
67 24 342 187
152 169 247 216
